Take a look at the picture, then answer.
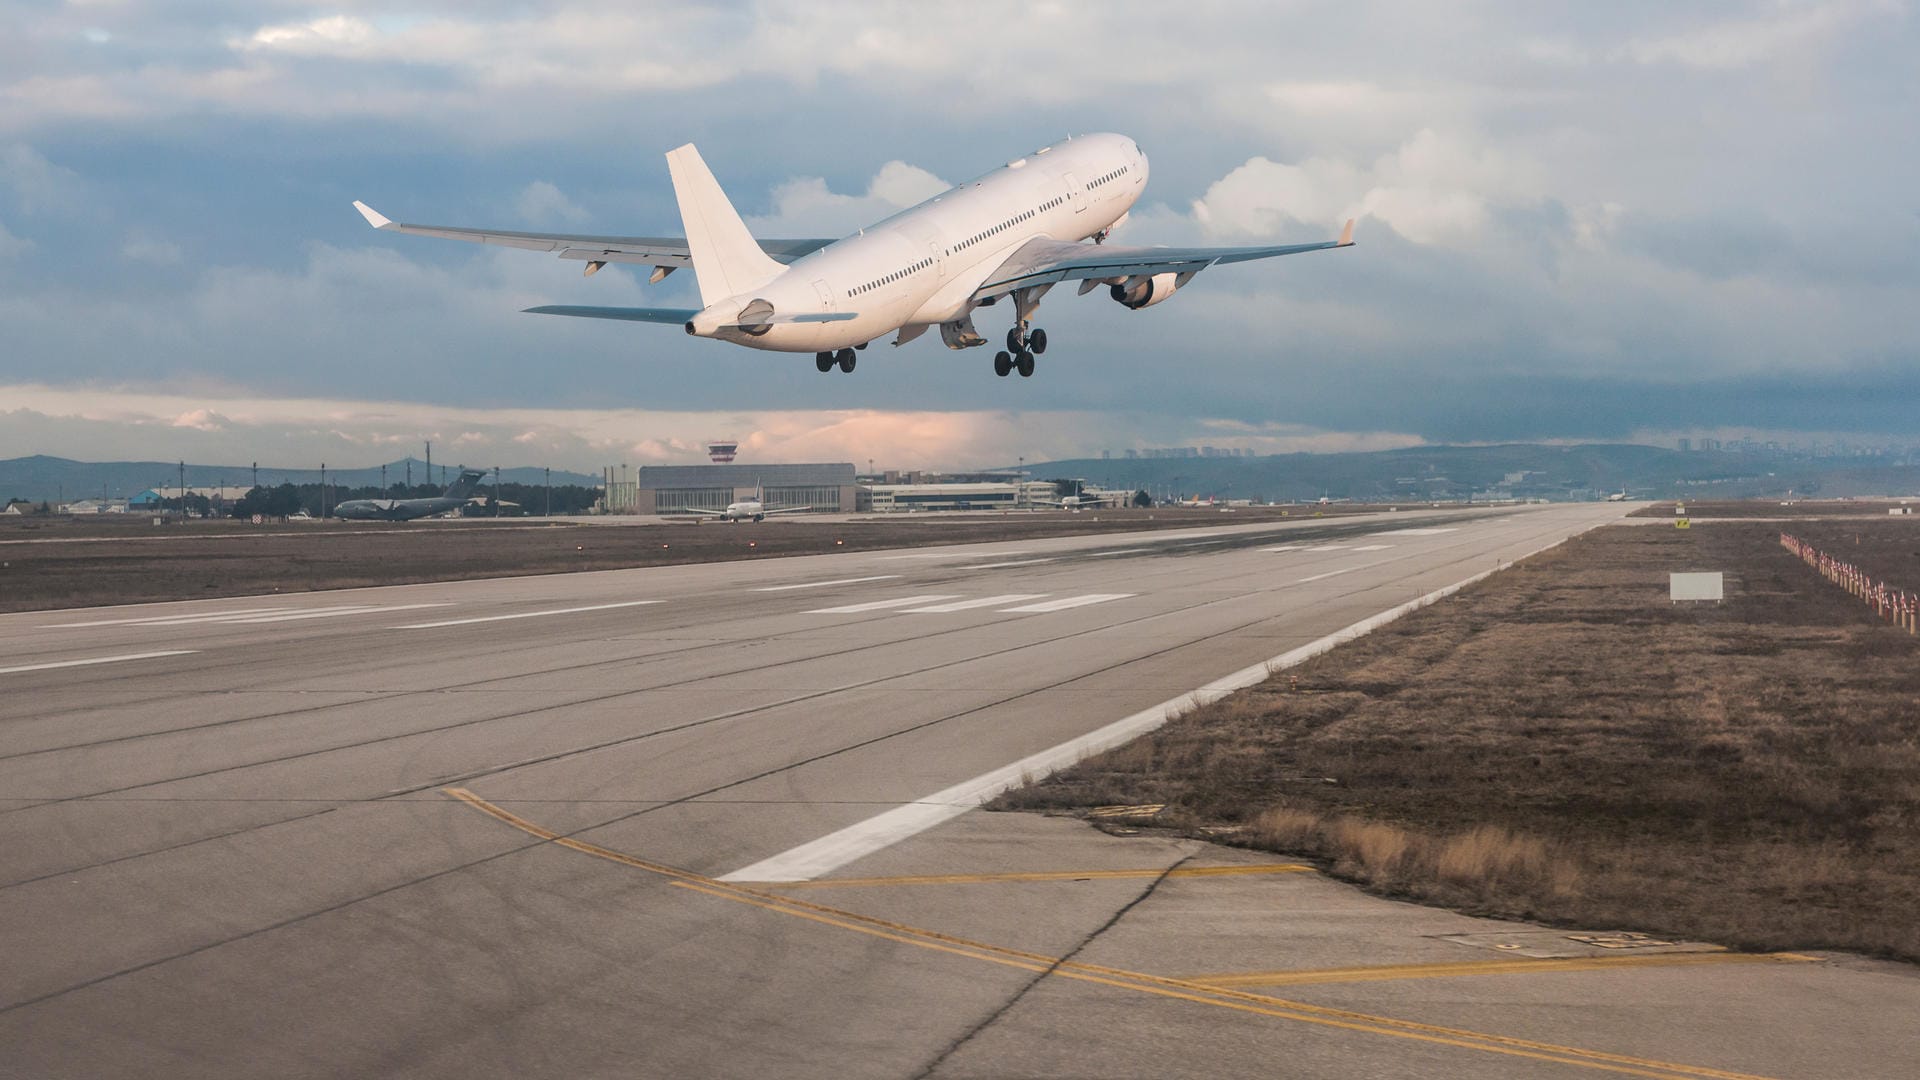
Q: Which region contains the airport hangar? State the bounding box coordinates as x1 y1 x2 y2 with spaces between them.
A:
603 463 858 515
599 463 1070 515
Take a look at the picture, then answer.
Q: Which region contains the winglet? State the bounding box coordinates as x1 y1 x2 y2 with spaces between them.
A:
1337 218 1355 246
353 200 392 230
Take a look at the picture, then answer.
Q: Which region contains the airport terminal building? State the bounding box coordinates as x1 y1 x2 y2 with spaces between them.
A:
604 463 857 515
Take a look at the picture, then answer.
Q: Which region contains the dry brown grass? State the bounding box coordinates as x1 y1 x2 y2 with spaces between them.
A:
995 519 1920 960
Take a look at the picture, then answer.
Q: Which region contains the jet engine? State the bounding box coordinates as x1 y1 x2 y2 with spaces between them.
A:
1109 272 1179 310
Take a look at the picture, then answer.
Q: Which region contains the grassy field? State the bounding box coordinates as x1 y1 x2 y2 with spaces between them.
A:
0 506 1371 613
995 518 1920 961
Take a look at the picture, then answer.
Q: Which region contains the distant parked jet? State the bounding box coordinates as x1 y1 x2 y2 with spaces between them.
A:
667 483 810 522
334 469 487 521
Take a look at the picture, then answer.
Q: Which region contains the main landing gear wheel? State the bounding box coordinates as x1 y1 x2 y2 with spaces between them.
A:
1006 326 1025 353
836 347 857 373
1028 328 1048 355
993 351 1013 377
1016 351 1035 378
815 351 834 373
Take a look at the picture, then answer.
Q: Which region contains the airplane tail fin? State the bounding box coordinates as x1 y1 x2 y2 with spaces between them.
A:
666 144 784 307
445 468 488 501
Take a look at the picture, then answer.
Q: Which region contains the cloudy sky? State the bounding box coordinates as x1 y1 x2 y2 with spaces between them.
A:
2 1 1915 471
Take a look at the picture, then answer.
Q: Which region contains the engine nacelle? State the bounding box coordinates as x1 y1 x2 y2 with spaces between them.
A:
1109 272 1179 310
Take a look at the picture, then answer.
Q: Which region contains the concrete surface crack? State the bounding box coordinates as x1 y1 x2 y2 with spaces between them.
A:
909 849 1198 1079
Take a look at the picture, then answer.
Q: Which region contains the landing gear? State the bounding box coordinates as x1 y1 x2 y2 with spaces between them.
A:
815 352 834 373
836 347 857 373
1016 352 1035 377
993 351 1013 377
1007 324 1048 357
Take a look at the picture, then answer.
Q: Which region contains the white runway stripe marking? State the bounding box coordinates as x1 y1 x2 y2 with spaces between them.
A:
0 650 198 675
753 575 901 592
806 595 959 614
205 604 454 625
1297 567 1357 583
1303 544 1350 552
958 558 1055 569
1261 546 1304 553
901 594 1046 613
879 551 1030 561
1084 548 1152 557
43 608 287 627
1000 594 1134 613
1384 527 1459 535
395 601 660 629
1352 544 1395 551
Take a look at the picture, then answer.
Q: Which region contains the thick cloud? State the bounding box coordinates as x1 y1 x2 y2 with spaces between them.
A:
0 1 1915 470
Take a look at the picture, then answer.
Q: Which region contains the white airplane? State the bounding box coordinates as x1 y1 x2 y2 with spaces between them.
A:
1607 489 1628 502
353 133 1354 379
668 484 809 523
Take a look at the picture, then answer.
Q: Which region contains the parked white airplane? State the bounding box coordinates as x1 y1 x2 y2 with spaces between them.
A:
353 133 1353 379
669 484 810 522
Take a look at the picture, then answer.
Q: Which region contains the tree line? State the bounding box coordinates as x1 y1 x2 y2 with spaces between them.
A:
224 481 603 519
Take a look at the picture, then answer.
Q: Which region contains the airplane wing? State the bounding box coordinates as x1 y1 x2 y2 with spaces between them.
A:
523 305 857 327
759 505 813 516
664 507 726 516
352 201 834 274
971 220 1354 302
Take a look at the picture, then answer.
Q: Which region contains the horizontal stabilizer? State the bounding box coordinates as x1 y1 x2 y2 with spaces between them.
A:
524 305 699 324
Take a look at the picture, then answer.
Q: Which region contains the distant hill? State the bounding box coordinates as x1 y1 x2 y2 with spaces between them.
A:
0 456 603 503
1019 443 1920 503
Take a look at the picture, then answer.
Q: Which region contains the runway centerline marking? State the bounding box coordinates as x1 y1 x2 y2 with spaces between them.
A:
901 594 1046 613
880 551 1031 561
805 595 959 614
1296 567 1358 583
1182 952 1818 989
42 607 288 627
1083 548 1151 557
0 650 199 675
443 789 1780 1080
957 558 1055 569
753 576 901 592
1351 544 1395 551
761 864 1315 888
395 601 660 629
1384 527 1460 535
216 603 453 625
1000 594 1135 613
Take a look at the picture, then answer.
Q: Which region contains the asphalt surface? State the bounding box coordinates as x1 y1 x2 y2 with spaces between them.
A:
3 503 1914 1079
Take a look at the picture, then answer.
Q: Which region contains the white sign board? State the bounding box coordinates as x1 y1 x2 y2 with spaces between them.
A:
1670 572 1724 602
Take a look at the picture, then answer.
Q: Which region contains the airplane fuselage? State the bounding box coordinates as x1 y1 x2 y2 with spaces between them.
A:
688 134 1145 353
332 497 463 521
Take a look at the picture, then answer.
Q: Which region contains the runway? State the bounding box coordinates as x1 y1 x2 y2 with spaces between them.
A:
3 503 1912 1078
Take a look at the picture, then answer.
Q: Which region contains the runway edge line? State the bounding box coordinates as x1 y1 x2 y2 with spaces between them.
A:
717 526 1597 883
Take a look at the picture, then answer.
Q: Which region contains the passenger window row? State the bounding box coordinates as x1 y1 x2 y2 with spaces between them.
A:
853 257 934 296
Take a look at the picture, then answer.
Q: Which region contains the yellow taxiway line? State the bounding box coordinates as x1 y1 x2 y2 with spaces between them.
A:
761 863 1315 888
1184 952 1818 989
442 788 1786 1080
